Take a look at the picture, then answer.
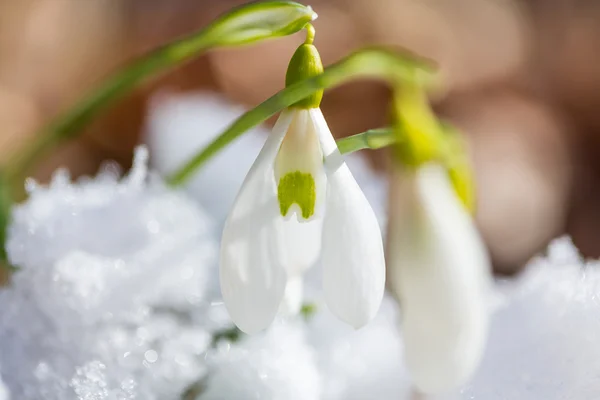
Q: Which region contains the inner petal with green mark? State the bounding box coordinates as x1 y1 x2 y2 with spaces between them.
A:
274 109 325 221
277 171 316 219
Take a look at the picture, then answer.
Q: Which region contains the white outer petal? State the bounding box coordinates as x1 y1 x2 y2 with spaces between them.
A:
219 110 294 334
388 164 492 394
310 108 386 328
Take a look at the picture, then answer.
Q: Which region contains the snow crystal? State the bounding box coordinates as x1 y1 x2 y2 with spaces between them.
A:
307 296 412 400
454 236 600 400
0 148 223 399
200 323 321 400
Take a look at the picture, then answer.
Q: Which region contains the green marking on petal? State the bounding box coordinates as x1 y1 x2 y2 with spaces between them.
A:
277 171 316 219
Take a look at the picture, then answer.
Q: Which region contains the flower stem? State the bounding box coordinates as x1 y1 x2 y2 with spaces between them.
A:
3 35 211 185
336 127 396 155
2 1 316 189
304 23 316 45
167 47 436 186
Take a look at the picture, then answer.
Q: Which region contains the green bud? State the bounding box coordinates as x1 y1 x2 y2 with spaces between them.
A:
204 1 317 47
285 42 324 108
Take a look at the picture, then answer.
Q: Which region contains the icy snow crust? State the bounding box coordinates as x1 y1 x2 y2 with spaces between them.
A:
0 93 599 399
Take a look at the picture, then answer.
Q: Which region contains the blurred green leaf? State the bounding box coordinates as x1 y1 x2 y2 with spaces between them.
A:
212 325 243 346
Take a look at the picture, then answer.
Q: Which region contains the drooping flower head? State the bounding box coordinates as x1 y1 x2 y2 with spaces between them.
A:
387 82 492 394
220 31 386 334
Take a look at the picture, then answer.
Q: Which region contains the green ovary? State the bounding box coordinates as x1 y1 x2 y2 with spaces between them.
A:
277 171 316 219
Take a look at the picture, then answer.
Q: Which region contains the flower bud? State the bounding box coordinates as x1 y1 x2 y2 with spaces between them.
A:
285 41 324 109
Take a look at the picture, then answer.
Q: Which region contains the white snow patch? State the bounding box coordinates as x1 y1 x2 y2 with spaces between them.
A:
0 148 222 399
200 323 321 400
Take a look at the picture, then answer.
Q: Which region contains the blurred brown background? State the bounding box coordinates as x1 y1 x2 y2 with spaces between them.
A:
0 0 599 274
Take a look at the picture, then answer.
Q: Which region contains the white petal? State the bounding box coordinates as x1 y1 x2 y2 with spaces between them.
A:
388 164 492 394
220 110 294 334
277 275 304 316
309 108 386 328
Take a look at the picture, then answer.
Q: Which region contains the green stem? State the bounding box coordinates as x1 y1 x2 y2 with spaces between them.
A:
2 1 316 185
167 47 435 186
304 23 316 44
3 33 215 184
6 41 211 182
336 127 396 154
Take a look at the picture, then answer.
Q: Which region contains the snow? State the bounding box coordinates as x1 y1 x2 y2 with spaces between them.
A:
201 323 321 400
0 148 222 399
455 236 600 400
0 92 599 399
0 376 8 400
306 296 412 400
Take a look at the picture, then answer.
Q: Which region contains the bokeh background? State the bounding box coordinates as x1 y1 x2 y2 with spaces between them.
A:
1 0 598 274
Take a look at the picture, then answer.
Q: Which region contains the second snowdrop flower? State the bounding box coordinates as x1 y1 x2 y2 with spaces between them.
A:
388 164 491 394
388 86 492 394
220 32 385 334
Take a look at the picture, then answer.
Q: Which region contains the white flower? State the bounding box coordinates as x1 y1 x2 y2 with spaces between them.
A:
219 107 386 334
387 163 492 394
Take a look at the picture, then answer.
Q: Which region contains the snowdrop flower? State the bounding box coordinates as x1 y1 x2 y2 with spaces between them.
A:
220 39 385 334
387 164 492 394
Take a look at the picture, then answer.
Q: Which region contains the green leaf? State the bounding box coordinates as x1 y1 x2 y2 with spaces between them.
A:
212 326 243 345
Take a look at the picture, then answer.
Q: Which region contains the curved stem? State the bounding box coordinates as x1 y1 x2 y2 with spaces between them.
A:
2 1 316 188
304 23 316 44
336 127 396 154
3 32 214 185
167 47 436 186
